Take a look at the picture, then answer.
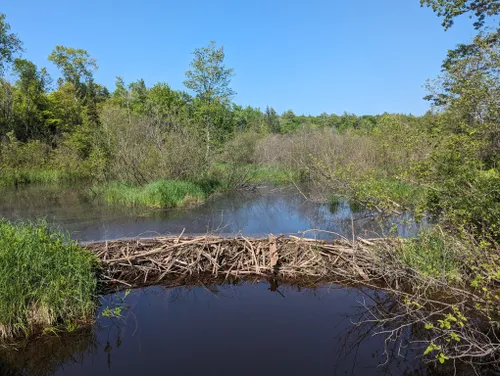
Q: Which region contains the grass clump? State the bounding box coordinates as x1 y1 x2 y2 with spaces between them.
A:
99 179 207 208
0 219 99 339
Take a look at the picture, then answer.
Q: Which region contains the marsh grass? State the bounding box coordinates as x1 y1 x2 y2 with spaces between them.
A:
99 180 207 208
0 168 84 187
0 220 99 339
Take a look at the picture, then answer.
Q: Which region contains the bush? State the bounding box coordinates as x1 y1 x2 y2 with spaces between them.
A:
100 106 208 184
427 168 500 241
394 228 464 283
0 220 98 339
220 131 262 165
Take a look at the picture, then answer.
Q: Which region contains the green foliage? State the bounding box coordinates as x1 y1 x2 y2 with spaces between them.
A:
184 40 235 103
98 180 208 208
265 106 280 133
184 41 236 158
11 59 52 141
0 219 98 339
395 228 463 282
419 30 500 241
354 178 425 212
427 166 500 240
0 13 23 76
420 0 500 30
48 46 97 97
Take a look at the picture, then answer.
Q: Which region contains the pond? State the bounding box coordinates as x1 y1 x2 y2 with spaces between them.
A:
0 184 418 242
0 184 449 375
2 282 436 376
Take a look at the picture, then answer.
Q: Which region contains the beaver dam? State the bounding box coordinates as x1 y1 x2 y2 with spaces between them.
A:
85 234 398 288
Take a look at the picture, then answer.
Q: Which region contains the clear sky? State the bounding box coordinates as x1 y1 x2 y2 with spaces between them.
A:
2 0 476 115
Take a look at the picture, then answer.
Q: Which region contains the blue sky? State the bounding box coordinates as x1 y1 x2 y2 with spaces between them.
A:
3 0 476 115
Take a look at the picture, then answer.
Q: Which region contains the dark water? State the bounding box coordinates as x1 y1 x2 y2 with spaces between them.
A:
1 282 437 376
0 184 419 242
0 185 437 376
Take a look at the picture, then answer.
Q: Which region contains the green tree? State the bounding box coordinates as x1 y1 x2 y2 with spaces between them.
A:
48 46 98 98
12 59 51 141
111 76 129 108
0 79 15 136
184 41 235 103
184 41 235 157
129 79 148 114
425 33 500 166
421 0 500 240
420 0 500 30
232 105 265 133
45 82 83 137
0 13 23 76
280 109 300 133
265 106 280 133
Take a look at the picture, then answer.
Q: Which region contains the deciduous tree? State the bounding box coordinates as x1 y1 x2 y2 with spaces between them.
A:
420 0 500 30
184 41 235 157
0 13 23 76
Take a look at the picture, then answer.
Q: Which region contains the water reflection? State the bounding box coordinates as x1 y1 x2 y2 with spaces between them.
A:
0 281 487 376
0 185 420 242
0 328 97 376
0 281 488 376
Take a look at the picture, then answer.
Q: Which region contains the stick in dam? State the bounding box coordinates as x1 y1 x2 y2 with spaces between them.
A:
84 234 396 288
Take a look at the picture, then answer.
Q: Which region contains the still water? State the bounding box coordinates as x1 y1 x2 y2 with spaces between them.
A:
0 184 418 242
0 184 441 376
2 282 434 376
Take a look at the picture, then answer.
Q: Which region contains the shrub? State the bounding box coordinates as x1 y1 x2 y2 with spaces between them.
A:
220 131 262 165
394 228 464 283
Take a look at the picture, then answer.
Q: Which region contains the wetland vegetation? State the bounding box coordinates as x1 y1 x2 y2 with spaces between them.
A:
0 1 499 374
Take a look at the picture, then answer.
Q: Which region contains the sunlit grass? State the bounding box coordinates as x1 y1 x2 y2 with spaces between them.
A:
0 219 99 339
99 179 207 208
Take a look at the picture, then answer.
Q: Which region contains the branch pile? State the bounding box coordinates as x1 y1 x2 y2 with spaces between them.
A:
84 235 395 288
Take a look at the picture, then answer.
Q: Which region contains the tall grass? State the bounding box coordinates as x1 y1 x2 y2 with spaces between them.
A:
0 168 84 187
99 179 207 208
0 220 99 339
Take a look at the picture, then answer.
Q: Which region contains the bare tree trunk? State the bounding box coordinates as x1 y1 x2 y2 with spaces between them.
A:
205 118 210 160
